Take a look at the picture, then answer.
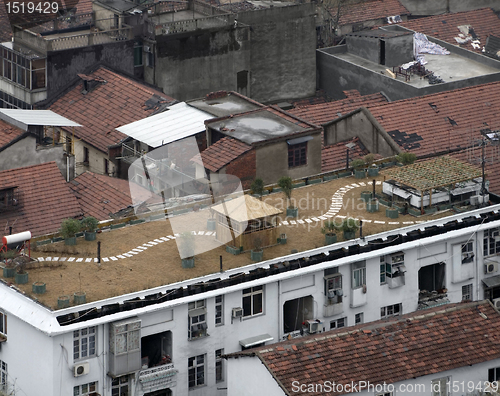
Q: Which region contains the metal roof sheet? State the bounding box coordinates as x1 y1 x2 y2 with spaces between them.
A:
0 109 82 130
116 102 213 148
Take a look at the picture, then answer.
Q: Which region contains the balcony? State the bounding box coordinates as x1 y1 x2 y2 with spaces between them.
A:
350 286 367 308
387 273 405 289
139 362 178 393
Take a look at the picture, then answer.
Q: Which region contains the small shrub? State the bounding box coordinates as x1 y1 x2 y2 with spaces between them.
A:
60 218 81 239
350 159 365 170
250 178 264 197
341 218 359 233
321 221 340 235
363 154 375 167
396 152 417 165
278 176 294 208
80 216 99 233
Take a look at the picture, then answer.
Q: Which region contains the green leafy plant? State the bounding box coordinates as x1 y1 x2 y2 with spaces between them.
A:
350 159 365 170
1 249 18 268
250 178 265 198
60 218 81 239
278 176 294 208
341 218 359 233
363 154 375 167
396 152 417 165
80 216 99 233
13 255 29 274
321 221 340 236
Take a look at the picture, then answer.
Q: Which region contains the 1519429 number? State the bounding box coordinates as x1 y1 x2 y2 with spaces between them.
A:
5 2 59 14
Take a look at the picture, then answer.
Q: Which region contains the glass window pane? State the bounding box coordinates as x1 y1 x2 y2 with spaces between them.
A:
253 293 263 314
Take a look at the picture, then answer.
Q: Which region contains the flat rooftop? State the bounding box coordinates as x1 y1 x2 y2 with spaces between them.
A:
335 51 500 87
156 10 207 24
2 170 472 311
188 93 263 118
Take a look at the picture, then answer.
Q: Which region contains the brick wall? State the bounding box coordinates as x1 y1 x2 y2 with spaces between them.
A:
225 148 256 190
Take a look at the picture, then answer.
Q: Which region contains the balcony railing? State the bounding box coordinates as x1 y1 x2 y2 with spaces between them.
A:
153 13 233 36
139 363 177 392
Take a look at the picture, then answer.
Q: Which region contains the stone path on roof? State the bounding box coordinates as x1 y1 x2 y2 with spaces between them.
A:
35 182 425 263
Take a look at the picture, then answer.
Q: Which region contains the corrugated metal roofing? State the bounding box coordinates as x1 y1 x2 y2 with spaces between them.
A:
0 109 82 130
116 102 214 148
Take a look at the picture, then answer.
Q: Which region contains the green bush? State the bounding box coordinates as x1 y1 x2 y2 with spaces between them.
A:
396 152 417 165
350 159 365 170
278 176 294 208
80 216 99 232
60 218 81 239
321 220 340 235
250 178 264 197
341 218 359 233
363 154 375 167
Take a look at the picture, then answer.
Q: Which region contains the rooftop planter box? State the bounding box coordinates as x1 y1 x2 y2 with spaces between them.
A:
81 216 99 241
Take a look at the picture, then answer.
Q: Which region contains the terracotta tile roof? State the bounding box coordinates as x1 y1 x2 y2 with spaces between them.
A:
367 81 500 159
336 0 409 26
193 137 252 172
49 66 175 153
399 8 500 54
0 119 25 148
244 301 500 395
321 137 369 172
289 91 388 126
69 172 136 220
0 3 12 42
74 0 92 14
0 162 82 237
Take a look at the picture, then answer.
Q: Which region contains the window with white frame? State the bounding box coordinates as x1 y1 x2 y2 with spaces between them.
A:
488 367 500 382
188 354 206 389
216 349 224 382
351 262 366 289
484 228 500 257
109 320 140 355
380 256 386 284
355 312 363 325
111 376 129 396
325 273 343 304
0 310 6 338
381 303 401 319
0 360 7 391
431 377 449 396
461 241 474 263
73 327 96 360
188 300 207 340
330 317 346 330
73 381 97 396
242 286 263 317
462 284 473 301
215 295 224 326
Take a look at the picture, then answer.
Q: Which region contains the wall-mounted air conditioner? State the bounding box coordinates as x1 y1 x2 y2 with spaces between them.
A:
493 298 500 310
305 320 322 334
74 362 89 377
470 195 480 205
232 307 243 318
485 261 498 274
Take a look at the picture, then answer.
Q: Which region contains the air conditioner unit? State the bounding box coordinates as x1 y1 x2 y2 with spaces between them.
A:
232 307 243 318
470 195 480 205
327 290 336 299
74 362 89 377
305 320 322 334
485 261 498 274
493 298 500 310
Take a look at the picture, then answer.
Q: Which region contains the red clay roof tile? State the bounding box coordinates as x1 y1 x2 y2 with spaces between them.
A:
336 0 409 26
0 119 25 148
321 137 369 172
193 137 252 172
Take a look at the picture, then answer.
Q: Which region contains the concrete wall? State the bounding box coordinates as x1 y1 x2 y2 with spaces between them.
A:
150 25 251 102
236 4 317 103
346 35 380 64
46 41 135 102
324 111 400 158
0 134 75 180
255 133 322 185
385 34 413 67
399 0 500 15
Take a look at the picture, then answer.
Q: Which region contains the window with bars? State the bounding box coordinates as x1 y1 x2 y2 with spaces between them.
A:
73 327 96 360
351 262 366 289
111 375 129 396
380 256 386 284
188 354 206 388
484 228 500 257
0 360 7 390
0 310 6 338
242 286 263 317
461 241 474 263
188 300 207 340
330 317 346 330
355 312 363 325
288 142 307 168
462 284 473 301
381 303 401 319
489 367 500 382
215 295 224 326
216 349 224 382
73 381 97 396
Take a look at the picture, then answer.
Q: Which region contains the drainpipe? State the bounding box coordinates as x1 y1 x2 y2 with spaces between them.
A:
66 155 70 182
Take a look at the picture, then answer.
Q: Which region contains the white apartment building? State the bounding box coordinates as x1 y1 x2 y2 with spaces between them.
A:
1 204 500 396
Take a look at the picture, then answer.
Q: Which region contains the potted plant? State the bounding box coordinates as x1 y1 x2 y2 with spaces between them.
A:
396 152 417 165
60 218 81 245
350 159 366 179
178 231 195 268
321 220 340 245
2 249 17 278
250 178 265 200
364 154 379 177
251 237 264 262
14 255 29 284
278 176 298 217
81 216 99 241
341 218 359 240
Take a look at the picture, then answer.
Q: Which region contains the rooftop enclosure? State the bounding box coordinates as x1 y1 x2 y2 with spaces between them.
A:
318 26 500 101
211 195 283 251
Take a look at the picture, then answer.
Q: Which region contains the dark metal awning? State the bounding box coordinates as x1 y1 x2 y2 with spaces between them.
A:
482 274 500 288
287 136 313 145
239 333 273 348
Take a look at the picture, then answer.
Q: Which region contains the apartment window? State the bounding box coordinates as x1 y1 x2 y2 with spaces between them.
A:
351 262 366 289
0 310 6 337
215 295 224 326
462 284 473 301
288 142 307 168
111 376 129 396
215 349 224 382
1 48 46 90
355 312 363 325
104 159 109 176
242 286 263 317
73 327 96 360
431 377 449 396
73 381 97 395
380 256 386 284
381 303 401 319
484 228 500 257
330 317 346 330
147 51 154 68
0 91 31 109
0 360 6 390
188 300 207 340
109 320 140 355
461 241 474 263
83 147 89 164
188 354 206 388
489 367 500 382
133 41 143 67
